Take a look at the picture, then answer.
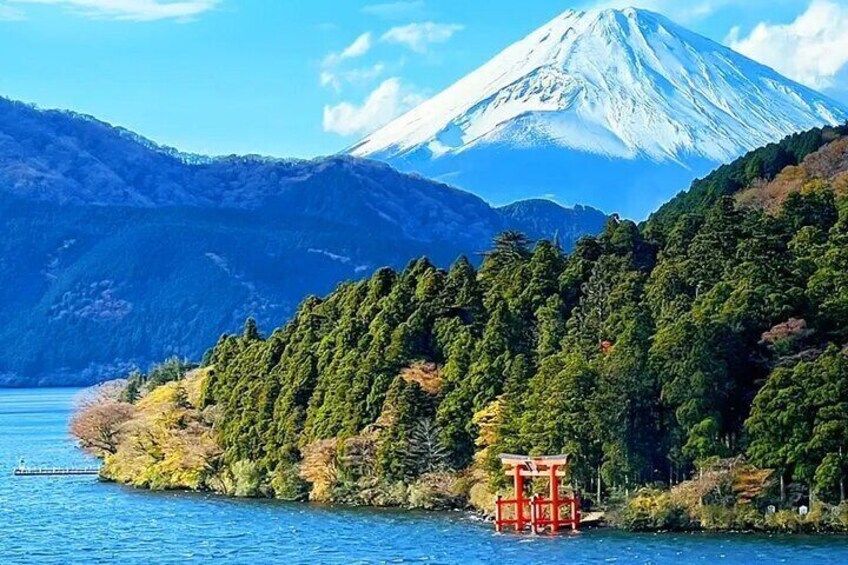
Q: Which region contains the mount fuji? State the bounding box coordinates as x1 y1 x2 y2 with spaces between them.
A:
350 7 848 219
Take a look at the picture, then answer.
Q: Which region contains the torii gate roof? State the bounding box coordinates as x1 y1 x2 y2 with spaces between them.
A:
498 453 571 468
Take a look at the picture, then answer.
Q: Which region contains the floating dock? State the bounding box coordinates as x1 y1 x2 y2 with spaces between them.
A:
13 467 101 476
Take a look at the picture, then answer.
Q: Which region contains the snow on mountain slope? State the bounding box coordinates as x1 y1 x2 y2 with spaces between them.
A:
350 7 848 218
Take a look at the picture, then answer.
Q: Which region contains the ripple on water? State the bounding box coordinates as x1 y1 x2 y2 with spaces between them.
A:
2 389 848 564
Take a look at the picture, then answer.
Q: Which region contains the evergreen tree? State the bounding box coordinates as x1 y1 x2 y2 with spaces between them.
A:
242 317 262 341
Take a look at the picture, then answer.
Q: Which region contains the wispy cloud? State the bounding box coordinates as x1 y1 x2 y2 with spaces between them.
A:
321 13 458 134
340 32 373 60
321 63 386 92
381 21 463 53
726 0 848 91
362 0 425 20
321 33 381 91
9 0 219 21
0 3 26 19
323 32 373 67
323 77 425 136
320 19 462 93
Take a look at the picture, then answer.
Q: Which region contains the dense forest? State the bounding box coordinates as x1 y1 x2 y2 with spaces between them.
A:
76 124 848 530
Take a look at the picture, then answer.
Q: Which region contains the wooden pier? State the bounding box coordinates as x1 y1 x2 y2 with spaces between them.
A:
13 467 101 476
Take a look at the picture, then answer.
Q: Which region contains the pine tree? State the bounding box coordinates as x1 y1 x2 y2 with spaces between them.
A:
242 317 262 341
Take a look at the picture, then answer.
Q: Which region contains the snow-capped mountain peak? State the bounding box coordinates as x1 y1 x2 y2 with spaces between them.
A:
350 7 848 218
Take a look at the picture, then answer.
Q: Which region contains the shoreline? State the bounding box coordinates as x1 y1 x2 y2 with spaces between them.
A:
96 475 848 536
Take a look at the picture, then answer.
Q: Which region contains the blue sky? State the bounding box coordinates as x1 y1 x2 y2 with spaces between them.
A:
1 0 847 158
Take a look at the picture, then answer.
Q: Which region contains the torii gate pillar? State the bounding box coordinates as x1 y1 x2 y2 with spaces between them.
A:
494 454 580 534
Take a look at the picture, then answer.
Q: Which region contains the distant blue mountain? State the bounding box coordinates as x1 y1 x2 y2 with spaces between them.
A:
0 97 607 386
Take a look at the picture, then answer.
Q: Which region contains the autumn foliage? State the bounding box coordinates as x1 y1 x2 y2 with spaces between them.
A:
70 380 136 456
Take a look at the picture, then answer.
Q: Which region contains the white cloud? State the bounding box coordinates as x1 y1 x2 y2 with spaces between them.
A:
322 32 374 69
342 63 386 84
10 0 219 21
362 1 425 20
726 0 848 91
0 3 25 19
321 63 386 92
320 71 339 90
323 78 425 136
381 21 463 53
319 21 459 96
321 33 381 91
340 32 373 60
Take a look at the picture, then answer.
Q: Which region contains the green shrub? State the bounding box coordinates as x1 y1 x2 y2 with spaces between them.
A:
407 472 467 510
730 504 765 531
835 503 848 530
765 509 802 532
332 477 407 507
231 459 262 498
696 504 765 531
698 505 734 530
615 488 692 531
271 463 309 501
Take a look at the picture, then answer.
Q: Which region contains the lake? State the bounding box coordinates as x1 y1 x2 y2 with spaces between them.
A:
1 388 846 564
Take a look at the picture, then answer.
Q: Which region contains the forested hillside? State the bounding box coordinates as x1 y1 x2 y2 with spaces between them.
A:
648 125 848 231
77 125 848 529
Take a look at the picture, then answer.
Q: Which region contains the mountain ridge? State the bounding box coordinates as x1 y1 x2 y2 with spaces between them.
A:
0 95 607 386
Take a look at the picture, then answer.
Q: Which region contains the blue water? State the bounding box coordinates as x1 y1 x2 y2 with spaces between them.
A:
1 389 847 564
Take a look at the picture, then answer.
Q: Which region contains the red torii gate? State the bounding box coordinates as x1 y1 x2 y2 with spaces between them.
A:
494 454 580 534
